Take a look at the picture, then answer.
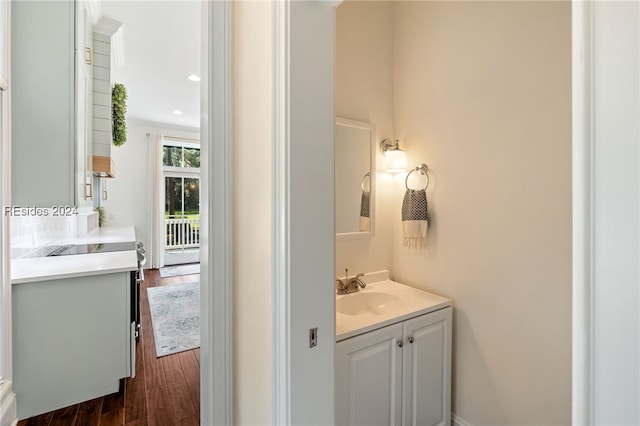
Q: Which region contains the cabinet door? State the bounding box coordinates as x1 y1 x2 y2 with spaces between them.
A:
336 323 403 426
402 307 452 426
12 0 75 207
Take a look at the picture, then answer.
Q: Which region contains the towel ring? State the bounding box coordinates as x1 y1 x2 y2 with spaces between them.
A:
361 172 370 192
405 164 429 190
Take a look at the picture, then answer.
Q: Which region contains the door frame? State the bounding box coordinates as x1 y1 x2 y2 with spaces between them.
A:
200 1 233 424
571 1 592 423
0 0 15 422
138 1 623 425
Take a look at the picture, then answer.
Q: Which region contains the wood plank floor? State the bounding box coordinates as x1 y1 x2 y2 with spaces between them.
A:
17 269 201 426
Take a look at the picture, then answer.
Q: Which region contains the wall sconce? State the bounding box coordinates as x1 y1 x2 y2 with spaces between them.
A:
380 139 407 173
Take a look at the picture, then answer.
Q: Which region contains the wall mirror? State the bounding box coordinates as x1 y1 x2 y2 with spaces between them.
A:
335 117 375 239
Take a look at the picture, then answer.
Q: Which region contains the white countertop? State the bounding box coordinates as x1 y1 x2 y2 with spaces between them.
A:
336 271 452 342
11 226 138 284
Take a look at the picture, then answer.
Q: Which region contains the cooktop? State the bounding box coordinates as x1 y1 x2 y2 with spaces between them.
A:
45 241 137 257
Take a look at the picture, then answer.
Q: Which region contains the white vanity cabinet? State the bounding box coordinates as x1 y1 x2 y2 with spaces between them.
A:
336 307 452 426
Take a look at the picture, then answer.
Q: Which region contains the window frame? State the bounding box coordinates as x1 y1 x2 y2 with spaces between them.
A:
162 139 201 172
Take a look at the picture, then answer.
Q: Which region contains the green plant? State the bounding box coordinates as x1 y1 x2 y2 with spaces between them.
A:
95 206 105 227
112 83 128 146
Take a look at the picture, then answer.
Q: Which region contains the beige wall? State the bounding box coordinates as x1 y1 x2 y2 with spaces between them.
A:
391 2 572 424
335 1 395 275
232 2 272 424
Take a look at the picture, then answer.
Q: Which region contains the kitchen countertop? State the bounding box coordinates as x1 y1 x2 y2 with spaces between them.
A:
11 226 138 284
336 271 452 342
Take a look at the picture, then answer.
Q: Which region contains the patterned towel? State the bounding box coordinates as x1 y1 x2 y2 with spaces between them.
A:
359 190 370 232
401 189 428 249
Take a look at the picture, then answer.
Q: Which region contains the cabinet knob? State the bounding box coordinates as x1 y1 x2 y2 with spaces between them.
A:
408 336 414 344
397 339 403 348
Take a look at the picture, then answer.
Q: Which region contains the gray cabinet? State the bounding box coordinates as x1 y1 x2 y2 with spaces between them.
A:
12 272 134 419
11 1 76 207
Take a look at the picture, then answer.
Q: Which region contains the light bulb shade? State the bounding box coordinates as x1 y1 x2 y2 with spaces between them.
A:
384 149 407 173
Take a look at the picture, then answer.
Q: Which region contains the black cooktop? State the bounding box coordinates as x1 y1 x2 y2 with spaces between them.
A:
46 241 136 257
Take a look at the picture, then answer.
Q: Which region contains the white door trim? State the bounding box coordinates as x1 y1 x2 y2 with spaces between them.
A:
0 0 16 422
201 1 233 425
572 0 593 424
272 0 291 424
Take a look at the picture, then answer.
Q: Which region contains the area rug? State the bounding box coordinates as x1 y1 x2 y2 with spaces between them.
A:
159 263 200 278
147 282 200 357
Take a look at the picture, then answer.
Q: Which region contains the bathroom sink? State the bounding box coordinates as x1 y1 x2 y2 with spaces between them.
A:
335 273 452 341
336 292 405 316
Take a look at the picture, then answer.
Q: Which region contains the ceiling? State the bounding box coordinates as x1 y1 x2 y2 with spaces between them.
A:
100 1 201 129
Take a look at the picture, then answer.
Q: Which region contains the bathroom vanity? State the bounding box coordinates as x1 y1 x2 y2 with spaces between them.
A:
335 271 452 426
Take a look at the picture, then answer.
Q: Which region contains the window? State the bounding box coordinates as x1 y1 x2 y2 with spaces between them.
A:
162 138 201 265
163 143 200 169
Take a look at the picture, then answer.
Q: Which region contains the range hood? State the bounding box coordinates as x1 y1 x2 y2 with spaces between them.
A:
93 155 115 178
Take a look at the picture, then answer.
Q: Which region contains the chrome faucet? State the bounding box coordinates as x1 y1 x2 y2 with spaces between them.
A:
336 269 366 295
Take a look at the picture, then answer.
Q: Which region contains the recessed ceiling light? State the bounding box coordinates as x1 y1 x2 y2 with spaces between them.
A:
188 74 201 82
173 110 183 115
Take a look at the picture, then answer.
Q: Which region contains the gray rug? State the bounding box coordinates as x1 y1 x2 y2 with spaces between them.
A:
147 282 200 357
159 263 200 278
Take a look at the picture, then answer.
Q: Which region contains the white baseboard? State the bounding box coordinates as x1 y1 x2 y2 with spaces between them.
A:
452 412 473 426
0 384 17 426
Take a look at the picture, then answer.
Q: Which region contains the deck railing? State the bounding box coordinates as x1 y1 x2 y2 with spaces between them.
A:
166 216 200 249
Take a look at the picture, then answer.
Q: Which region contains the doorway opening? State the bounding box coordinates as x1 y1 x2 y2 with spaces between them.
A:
162 138 201 265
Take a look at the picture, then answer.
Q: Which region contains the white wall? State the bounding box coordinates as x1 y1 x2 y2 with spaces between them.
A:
391 2 572 424
106 118 199 256
591 1 640 423
287 2 336 423
335 0 394 274
232 2 272 424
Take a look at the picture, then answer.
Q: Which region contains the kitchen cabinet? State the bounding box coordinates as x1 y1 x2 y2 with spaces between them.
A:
11 0 76 207
12 272 135 419
12 0 101 207
335 307 452 426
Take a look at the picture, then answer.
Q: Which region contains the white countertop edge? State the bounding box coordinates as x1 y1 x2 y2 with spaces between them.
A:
336 303 451 342
11 250 138 284
10 226 136 250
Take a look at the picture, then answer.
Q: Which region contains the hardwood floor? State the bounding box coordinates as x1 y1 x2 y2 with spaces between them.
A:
17 269 201 426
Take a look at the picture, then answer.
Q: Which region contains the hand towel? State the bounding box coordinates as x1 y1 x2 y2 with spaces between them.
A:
401 188 428 249
359 190 370 232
